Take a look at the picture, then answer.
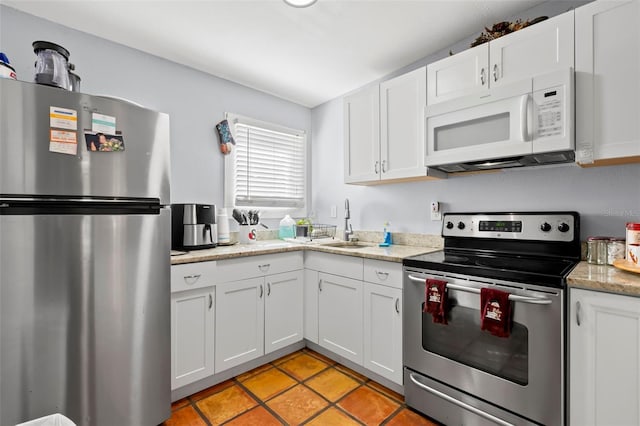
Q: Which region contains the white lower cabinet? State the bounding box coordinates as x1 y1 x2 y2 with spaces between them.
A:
265 270 304 353
214 257 304 374
318 272 363 365
570 288 640 425
303 269 319 344
363 282 402 385
215 277 265 373
171 287 215 390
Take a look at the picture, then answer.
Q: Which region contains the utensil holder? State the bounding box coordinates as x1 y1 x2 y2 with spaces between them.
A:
239 225 257 244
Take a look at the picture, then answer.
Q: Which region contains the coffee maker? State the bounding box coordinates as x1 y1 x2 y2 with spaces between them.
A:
171 204 217 251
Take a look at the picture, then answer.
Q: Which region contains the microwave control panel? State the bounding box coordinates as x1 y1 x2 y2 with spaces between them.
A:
534 84 565 139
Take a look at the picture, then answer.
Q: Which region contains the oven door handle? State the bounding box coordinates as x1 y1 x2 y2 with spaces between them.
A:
408 373 515 426
407 275 552 305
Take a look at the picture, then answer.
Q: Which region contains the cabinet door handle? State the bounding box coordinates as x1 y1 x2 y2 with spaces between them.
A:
318 279 323 292
183 274 201 285
376 271 389 281
258 264 271 272
374 161 379 174
576 301 582 326
267 282 271 296
381 160 387 173
209 294 213 310
395 298 400 314
493 63 499 82
259 284 264 299
480 68 486 86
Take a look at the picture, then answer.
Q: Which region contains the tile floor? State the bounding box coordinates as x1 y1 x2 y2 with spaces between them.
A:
163 348 439 425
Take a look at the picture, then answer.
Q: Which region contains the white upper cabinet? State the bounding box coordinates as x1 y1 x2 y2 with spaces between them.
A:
575 0 640 166
427 44 489 105
427 11 574 106
344 85 380 183
344 67 444 185
489 11 574 89
380 67 428 180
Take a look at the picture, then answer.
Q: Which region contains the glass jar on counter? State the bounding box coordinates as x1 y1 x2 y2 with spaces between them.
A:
587 236 609 265
607 238 626 265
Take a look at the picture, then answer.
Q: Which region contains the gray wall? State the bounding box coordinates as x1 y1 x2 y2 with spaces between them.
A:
0 5 311 224
311 1 640 239
2 3 638 239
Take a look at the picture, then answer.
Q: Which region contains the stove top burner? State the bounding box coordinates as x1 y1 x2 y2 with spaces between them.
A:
404 211 581 288
404 249 578 288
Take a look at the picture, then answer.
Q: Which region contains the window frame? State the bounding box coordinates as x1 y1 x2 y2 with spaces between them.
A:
224 113 309 219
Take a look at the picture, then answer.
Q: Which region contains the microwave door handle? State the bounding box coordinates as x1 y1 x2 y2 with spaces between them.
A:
520 94 531 142
407 275 552 305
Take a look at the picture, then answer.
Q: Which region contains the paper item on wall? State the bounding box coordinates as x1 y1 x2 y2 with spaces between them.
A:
49 129 77 155
91 113 116 134
49 106 77 130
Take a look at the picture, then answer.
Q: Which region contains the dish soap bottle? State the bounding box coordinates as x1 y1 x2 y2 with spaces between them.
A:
279 215 296 240
379 222 392 247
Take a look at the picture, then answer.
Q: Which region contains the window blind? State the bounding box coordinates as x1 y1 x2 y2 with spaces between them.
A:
233 122 305 208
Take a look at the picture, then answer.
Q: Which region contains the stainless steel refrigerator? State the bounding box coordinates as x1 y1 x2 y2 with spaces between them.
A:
0 79 171 425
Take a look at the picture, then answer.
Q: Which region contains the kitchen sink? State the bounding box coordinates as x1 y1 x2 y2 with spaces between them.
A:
325 242 371 249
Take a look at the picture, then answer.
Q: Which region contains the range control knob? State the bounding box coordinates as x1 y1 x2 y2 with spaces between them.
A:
558 222 570 233
540 222 552 232
457 221 466 230
445 221 454 230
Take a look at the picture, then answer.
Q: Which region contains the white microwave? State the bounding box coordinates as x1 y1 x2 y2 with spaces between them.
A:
425 69 574 173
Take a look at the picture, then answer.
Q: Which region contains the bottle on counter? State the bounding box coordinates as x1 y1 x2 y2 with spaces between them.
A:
279 214 296 240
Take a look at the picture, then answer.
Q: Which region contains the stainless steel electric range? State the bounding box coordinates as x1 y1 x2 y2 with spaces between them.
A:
403 212 581 426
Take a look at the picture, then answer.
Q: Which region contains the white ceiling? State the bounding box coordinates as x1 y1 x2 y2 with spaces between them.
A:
4 0 547 107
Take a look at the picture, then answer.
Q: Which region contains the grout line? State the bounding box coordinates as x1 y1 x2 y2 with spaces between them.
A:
170 349 431 426
379 405 405 425
189 399 213 426
232 375 289 425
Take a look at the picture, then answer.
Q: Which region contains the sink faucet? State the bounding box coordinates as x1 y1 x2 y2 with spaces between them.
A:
344 198 353 241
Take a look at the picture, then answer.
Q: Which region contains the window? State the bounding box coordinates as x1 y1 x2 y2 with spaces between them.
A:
224 114 307 217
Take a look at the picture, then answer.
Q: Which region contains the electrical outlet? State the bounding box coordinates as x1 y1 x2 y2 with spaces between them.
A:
330 205 337 218
430 201 442 221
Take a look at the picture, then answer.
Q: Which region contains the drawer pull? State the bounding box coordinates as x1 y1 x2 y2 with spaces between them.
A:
318 279 322 292
183 274 201 285
258 264 271 272
375 271 389 281
259 284 264 299
209 294 213 310
395 298 400 314
267 282 271 296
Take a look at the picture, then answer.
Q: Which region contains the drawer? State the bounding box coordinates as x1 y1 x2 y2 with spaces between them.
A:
217 252 303 283
364 259 402 289
171 261 217 293
305 251 363 281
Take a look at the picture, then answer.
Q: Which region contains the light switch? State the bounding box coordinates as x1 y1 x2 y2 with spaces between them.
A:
330 205 337 218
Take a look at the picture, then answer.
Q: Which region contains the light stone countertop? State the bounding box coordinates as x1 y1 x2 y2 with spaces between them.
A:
567 261 640 296
171 238 441 265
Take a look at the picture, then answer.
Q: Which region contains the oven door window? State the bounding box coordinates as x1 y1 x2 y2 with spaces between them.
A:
422 297 528 385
